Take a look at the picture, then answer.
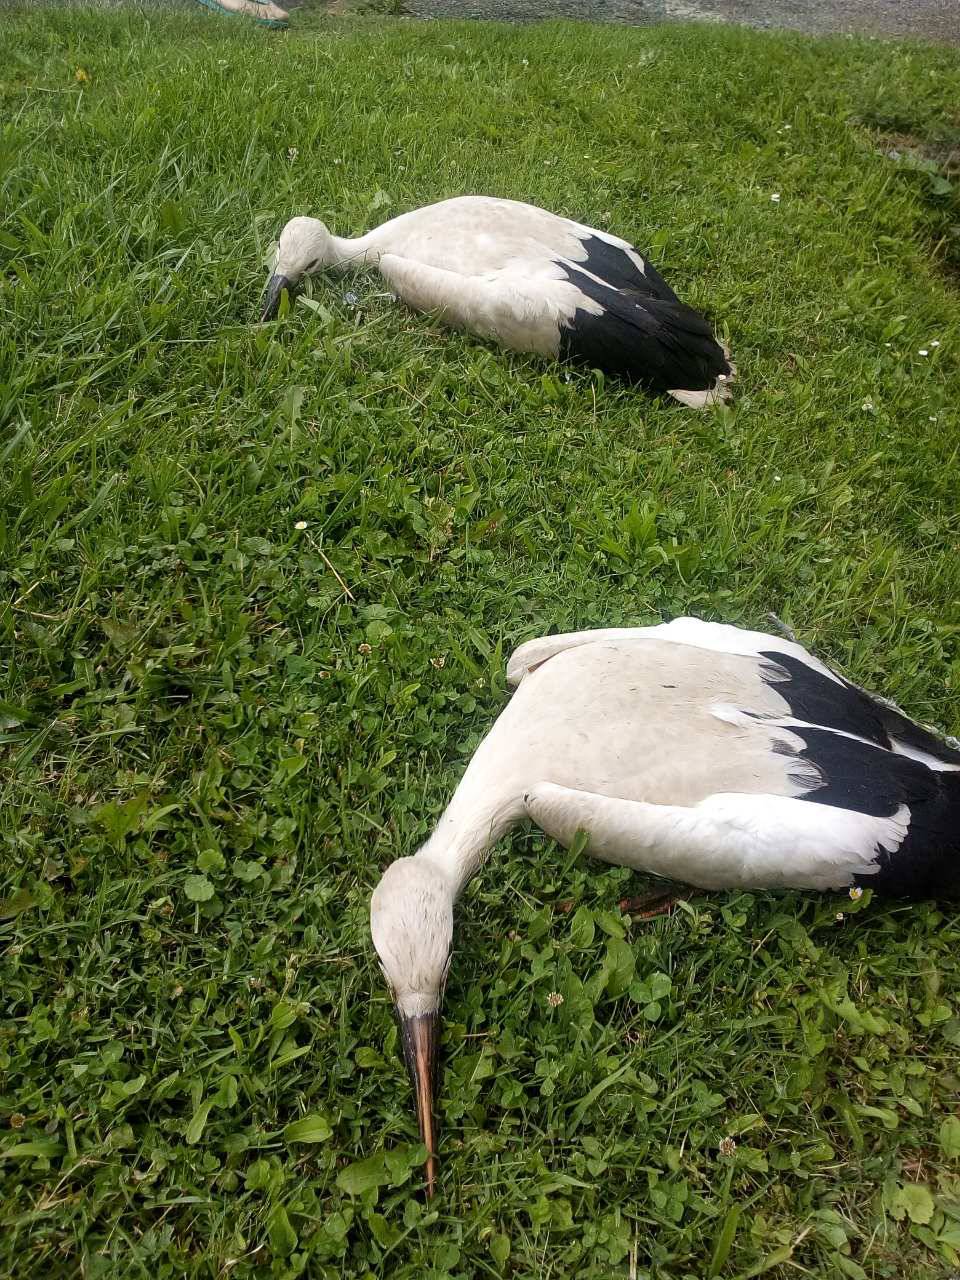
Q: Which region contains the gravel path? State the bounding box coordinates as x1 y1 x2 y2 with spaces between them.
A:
397 0 959 44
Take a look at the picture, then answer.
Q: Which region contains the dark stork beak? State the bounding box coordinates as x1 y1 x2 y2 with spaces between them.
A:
259 273 293 322
399 1010 439 1197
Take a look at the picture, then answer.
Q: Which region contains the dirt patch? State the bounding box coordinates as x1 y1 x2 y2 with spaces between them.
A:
874 130 960 282
881 133 960 180
319 0 959 43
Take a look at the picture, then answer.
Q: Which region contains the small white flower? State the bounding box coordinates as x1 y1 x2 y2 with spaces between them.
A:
783 123 792 129
849 887 863 900
884 342 892 347
919 349 929 356
861 399 874 412
773 473 782 481
718 1137 737 1157
294 520 307 530
930 416 938 422
546 991 564 1008
836 912 844 922
287 147 299 163
521 57 529 66
770 193 781 203
931 340 940 348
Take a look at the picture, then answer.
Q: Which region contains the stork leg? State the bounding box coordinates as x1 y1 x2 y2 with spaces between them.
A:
555 888 689 918
616 890 701 921
766 612 798 644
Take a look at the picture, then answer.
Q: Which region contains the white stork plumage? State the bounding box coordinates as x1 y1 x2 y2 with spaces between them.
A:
369 616 960 1194
259 196 734 406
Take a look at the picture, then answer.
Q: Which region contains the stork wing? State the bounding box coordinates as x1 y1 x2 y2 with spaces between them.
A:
505 617 837 690
376 253 566 357
522 781 907 893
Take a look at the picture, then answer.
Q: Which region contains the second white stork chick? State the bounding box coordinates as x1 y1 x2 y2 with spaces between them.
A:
369 616 960 1195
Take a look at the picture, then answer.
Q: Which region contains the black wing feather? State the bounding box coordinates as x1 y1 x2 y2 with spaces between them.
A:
569 234 681 303
757 650 960 898
789 727 960 898
760 651 960 767
557 262 730 393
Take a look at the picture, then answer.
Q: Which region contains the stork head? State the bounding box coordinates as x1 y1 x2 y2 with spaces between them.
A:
259 216 334 321
369 856 454 1198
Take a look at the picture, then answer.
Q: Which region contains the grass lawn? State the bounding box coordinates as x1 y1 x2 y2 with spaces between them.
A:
2 4 960 1276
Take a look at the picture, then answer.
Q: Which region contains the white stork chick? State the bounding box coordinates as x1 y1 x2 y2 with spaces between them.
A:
260 196 734 406
369 616 960 1194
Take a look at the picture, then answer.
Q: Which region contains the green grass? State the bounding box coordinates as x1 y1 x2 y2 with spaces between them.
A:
2 5 960 1277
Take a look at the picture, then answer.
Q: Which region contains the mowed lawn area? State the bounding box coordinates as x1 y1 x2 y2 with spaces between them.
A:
2 5 960 1277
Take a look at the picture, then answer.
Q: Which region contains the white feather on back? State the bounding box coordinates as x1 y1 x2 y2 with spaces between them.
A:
506 617 840 688
363 196 642 279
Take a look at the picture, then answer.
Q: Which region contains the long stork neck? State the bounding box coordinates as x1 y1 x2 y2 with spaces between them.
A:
325 232 380 272
416 773 523 897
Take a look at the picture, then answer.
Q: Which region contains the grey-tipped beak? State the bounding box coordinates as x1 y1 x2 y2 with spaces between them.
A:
399 1010 439 1197
259 273 293 322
